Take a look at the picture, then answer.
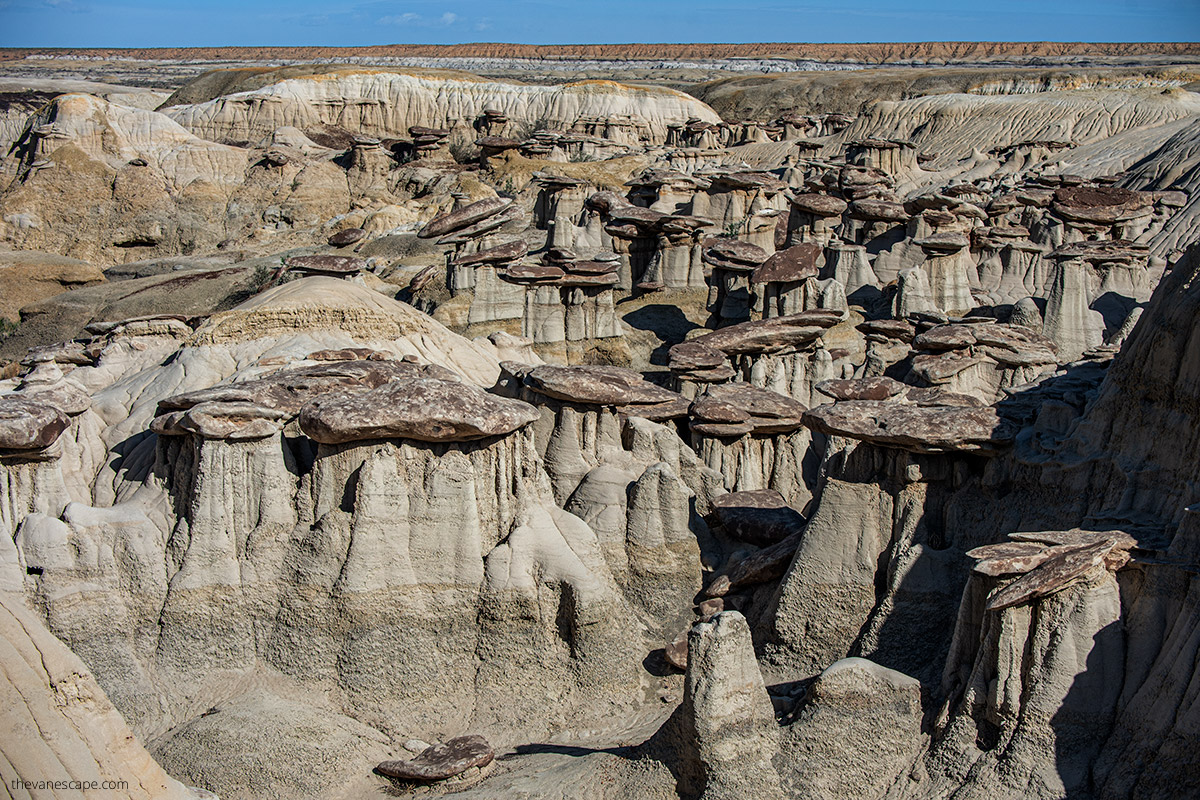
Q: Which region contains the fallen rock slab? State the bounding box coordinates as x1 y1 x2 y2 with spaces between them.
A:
376 735 494 782
712 489 805 546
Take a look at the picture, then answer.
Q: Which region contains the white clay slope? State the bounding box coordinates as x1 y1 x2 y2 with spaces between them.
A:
837 88 1200 169
164 70 721 144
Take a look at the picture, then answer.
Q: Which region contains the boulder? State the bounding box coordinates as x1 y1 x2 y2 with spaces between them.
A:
0 396 70 450
376 735 494 782
712 489 805 546
328 228 367 247
418 197 511 239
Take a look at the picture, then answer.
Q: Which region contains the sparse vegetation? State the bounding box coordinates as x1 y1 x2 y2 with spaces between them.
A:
497 177 519 199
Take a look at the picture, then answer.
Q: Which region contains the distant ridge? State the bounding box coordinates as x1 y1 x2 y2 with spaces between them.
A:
3 41 1200 64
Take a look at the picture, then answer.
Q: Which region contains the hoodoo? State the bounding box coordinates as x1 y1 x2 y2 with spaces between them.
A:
1 27 1199 800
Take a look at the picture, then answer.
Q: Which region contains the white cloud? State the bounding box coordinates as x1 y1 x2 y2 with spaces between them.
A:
376 9 466 28
378 12 420 24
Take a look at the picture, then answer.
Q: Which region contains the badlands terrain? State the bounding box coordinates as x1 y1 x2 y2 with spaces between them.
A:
1 42 1200 799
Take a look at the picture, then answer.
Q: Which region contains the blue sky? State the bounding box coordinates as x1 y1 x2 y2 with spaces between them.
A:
0 0 1197 48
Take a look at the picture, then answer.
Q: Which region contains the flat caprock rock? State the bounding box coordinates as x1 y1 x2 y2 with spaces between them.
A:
692 383 807 434
158 361 448 416
669 341 729 371
523 365 680 407
687 310 842 356
152 401 293 440
815 377 908 402
376 735 494 782
751 243 822 284
452 239 528 267
0 396 70 450
300 378 539 444
1008 528 1139 551
154 362 458 440
803 400 1016 454
1051 185 1152 224
790 193 848 216
284 255 368 275
986 538 1116 611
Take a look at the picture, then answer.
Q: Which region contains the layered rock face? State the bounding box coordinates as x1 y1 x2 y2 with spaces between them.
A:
163 69 720 146
2 51 1200 800
0 278 686 798
0 591 202 800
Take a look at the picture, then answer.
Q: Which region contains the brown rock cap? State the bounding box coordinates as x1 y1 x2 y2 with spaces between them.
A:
524 365 680 407
703 238 769 269
803 400 1015 454
299 378 538 444
0 396 70 450
712 489 805 546
687 310 841 356
285 255 368 275
789 193 848 217
452 240 529 267
751 243 822 284
986 538 1116 611
668 341 729 372
328 228 366 247
1051 185 1152 224
815 377 908 402
691 383 807 436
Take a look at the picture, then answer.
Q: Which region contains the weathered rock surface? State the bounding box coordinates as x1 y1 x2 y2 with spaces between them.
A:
0 395 70 450
779 658 922 800
2 50 1200 800
682 612 784 800
0 592 197 800
711 489 804 546
803 399 1015 454
299 377 540 443
377 735 494 782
